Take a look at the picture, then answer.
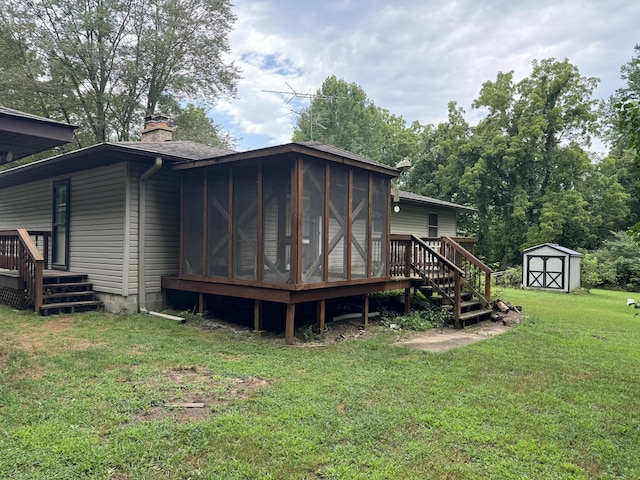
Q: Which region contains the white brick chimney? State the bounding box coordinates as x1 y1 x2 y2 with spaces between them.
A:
141 114 173 142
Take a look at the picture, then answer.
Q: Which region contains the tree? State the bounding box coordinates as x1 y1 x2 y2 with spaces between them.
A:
291 75 419 167
0 0 240 145
164 102 235 148
421 59 605 266
610 45 640 242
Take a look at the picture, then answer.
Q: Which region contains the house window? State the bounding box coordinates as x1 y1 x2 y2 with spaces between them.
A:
52 179 70 269
428 213 438 238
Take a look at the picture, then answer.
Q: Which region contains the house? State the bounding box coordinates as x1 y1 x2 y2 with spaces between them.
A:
0 115 491 341
391 190 475 239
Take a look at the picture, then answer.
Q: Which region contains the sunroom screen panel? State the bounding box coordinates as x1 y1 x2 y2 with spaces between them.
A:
351 172 369 279
207 169 229 277
262 162 291 283
183 172 204 275
302 160 325 283
233 165 258 280
371 177 388 277
328 167 348 281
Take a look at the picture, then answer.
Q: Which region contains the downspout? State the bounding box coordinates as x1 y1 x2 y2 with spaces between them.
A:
138 157 163 311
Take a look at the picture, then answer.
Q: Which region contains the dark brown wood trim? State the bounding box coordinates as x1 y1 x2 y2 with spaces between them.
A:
323 164 330 282
285 303 295 344
202 173 208 276
291 157 302 284
347 169 353 280
254 299 263 331
367 174 373 278
317 299 326 339
362 295 369 326
385 179 392 279
257 162 264 281
172 145 399 177
162 276 292 303
179 175 185 275
227 168 234 278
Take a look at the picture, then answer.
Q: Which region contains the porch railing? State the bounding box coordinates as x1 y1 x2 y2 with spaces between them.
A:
0 229 45 312
440 237 492 307
390 234 465 327
389 234 491 328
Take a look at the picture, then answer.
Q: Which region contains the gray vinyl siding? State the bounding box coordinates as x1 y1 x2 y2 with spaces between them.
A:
0 163 129 294
0 181 52 231
68 163 128 294
140 166 181 295
390 204 457 237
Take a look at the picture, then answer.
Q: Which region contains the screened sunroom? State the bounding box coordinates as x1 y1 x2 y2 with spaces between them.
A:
162 142 401 343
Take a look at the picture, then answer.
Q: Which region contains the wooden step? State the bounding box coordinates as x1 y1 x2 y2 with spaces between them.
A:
43 290 97 300
460 299 482 311
459 308 493 326
42 281 93 289
39 300 103 314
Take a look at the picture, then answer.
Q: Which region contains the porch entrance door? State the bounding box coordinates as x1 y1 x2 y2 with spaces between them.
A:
52 179 70 270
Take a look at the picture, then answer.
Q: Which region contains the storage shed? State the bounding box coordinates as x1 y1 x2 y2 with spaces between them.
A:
523 244 583 293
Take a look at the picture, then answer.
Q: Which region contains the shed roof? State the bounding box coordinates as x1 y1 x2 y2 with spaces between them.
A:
523 243 583 257
0 106 77 161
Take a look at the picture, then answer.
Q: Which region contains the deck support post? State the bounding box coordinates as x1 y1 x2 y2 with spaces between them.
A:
254 299 263 331
198 293 204 314
316 299 326 339
404 287 411 314
362 295 369 328
285 303 295 345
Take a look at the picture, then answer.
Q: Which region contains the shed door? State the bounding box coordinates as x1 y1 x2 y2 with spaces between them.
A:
527 255 564 289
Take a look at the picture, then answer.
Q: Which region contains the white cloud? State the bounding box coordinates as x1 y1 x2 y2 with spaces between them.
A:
212 0 640 150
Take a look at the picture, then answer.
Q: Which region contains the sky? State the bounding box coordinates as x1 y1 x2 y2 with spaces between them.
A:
211 0 640 152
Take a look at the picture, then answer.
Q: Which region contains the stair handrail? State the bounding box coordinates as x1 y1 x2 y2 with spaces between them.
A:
441 236 492 306
409 235 464 328
0 229 44 313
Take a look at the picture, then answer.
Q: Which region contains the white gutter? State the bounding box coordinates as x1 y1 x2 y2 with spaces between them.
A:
138 156 163 311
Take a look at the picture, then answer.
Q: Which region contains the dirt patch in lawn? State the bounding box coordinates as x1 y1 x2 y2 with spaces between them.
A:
132 366 270 423
12 316 103 353
395 310 524 352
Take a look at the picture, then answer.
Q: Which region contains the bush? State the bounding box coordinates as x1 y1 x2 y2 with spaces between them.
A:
581 231 640 291
382 306 453 331
495 267 523 288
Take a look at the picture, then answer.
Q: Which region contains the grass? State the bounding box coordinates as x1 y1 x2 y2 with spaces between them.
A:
0 288 639 479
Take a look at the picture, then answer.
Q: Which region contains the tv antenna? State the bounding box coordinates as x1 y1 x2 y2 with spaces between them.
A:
263 82 334 141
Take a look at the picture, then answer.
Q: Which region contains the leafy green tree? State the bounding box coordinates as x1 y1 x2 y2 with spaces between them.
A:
292 75 419 167
610 45 640 241
0 0 239 145
166 102 235 148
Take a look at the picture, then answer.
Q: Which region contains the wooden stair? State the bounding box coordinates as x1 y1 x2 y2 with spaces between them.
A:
419 276 492 327
40 271 102 315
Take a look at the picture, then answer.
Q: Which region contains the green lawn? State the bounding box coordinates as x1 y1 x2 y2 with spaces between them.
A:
1 288 638 479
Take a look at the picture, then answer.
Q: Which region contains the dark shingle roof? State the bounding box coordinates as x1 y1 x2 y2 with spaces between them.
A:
397 190 476 213
114 141 235 161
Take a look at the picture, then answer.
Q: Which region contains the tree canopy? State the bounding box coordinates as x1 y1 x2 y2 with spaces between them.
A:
0 0 240 146
291 75 419 167
298 58 637 266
